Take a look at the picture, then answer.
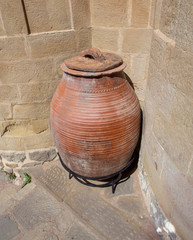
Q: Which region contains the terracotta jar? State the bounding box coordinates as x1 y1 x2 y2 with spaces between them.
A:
50 48 141 178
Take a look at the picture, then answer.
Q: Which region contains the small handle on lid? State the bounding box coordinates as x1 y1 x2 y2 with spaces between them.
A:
80 48 105 62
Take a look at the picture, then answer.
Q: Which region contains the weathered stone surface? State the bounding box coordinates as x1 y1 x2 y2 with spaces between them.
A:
31 119 48 134
0 103 12 120
171 89 193 143
115 196 147 220
142 149 174 218
27 31 76 58
91 0 128 27
0 136 25 151
20 222 59 240
13 182 36 201
71 0 90 29
152 111 192 175
122 29 152 53
55 211 75 234
103 177 134 198
1 152 26 162
148 61 175 119
175 0 193 52
92 28 119 51
22 132 55 149
0 14 6 36
150 30 174 77
66 189 153 240
17 81 58 103
161 159 193 240
131 54 149 81
5 162 18 168
0 36 27 61
13 188 61 229
37 165 68 201
24 0 71 33
22 161 40 168
13 102 50 119
159 0 179 40
64 222 98 240
166 47 193 99
28 148 57 162
76 28 92 51
0 59 55 84
0 186 17 202
0 85 20 103
54 52 79 79
0 0 27 35
0 215 20 240
131 0 151 27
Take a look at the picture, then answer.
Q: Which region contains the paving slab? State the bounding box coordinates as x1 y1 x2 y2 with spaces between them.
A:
0 160 161 240
0 215 20 240
13 187 61 229
63 222 98 240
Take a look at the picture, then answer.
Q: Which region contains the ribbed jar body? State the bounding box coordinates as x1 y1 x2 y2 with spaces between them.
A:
50 71 141 177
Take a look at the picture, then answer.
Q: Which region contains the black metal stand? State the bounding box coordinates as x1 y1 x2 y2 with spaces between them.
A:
58 153 135 193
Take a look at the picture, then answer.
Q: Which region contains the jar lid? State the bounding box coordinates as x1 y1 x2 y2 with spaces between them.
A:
61 48 126 77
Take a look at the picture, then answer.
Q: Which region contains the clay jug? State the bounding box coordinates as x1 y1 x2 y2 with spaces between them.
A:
50 48 141 178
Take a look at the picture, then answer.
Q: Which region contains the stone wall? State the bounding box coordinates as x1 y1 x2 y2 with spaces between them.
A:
0 0 91 174
140 0 193 239
90 0 153 104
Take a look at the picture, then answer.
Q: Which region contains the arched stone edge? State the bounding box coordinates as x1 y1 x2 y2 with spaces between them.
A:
138 159 181 240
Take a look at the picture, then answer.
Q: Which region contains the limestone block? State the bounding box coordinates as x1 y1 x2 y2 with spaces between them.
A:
17 81 58 103
149 0 156 28
31 119 48 134
76 28 92 52
167 47 193 99
131 0 151 27
130 54 149 81
0 36 27 61
122 29 152 53
28 148 57 162
148 60 175 119
71 0 90 29
13 188 61 229
150 30 173 76
22 132 55 149
54 52 79 79
92 28 119 51
0 103 12 120
171 89 193 143
27 31 76 58
0 135 25 151
1 152 26 162
13 103 50 119
153 110 193 175
0 13 6 36
91 0 128 27
24 0 71 33
159 0 179 40
0 59 55 84
0 0 27 35
0 85 20 103
174 0 193 52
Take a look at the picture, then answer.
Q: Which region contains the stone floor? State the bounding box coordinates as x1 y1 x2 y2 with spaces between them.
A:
0 159 161 240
